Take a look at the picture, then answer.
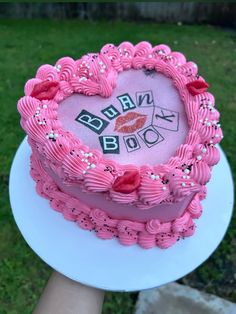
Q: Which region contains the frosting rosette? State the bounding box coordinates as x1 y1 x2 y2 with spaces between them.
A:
84 163 115 192
139 173 170 205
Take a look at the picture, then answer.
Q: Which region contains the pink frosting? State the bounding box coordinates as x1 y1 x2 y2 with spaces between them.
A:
84 163 115 192
187 194 202 218
139 174 170 205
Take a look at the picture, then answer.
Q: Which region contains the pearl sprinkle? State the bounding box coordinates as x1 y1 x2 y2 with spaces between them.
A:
80 150 96 174
54 64 61 72
46 130 59 140
150 174 160 180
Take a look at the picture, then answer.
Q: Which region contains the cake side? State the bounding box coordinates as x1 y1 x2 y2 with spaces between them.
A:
29 138 201 249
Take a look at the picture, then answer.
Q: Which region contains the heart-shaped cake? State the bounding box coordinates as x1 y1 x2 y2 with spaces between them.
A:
17 41 223 249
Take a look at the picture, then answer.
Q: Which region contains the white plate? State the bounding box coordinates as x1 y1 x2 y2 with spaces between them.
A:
9 138 234 292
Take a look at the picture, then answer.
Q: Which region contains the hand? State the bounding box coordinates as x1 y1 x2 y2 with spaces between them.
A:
33 271 104 314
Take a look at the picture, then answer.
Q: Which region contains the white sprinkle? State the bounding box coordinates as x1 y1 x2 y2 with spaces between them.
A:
100 69 105 73
197 155 202 161
82 170 86 174
90 164 96 169
155 175 160 179
191 182 195 186
80 150 84 154
208 101 212 106
84 153 89 158
182 175 187 179
187 176 190 179
181 183 186 187
81 159 85 162
202 148 207 153
150 174 156 180
79 77 87 82
207 122 211 127
43 104 48 109
163 186 167 190
88 152 93 157
215 134 219 138
184 168 190 174
148 54 152 58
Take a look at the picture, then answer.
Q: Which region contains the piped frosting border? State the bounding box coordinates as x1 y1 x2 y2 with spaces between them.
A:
17 41 223 209
30 149 204 249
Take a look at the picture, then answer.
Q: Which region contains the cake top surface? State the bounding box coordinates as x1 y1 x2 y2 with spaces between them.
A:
58 69 189 166
18 41 223 208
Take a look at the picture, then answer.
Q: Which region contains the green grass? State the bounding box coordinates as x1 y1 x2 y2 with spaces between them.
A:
0 19 236 313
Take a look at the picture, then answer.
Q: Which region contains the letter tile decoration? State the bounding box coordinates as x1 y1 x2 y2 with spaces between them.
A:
136 90 154 107
138 125 164 148
152 106 179 132
117 93 136 112
101 105 120 120
75 109 109 135
99 136 120 154
123 134 141 153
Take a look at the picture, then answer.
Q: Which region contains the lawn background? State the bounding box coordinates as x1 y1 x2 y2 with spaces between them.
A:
0 20 236 313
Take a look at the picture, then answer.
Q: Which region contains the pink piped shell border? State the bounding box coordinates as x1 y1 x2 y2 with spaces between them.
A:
30 150 202 249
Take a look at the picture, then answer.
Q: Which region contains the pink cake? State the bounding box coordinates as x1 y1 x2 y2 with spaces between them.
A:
17 42 223 249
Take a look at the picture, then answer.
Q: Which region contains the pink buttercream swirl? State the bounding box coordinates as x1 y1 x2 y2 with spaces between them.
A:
139 173 170 205
187 194 202 219
146 219 161 234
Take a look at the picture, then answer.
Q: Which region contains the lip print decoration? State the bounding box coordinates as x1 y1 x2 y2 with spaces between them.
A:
114 112 147 133
31 80 59 100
